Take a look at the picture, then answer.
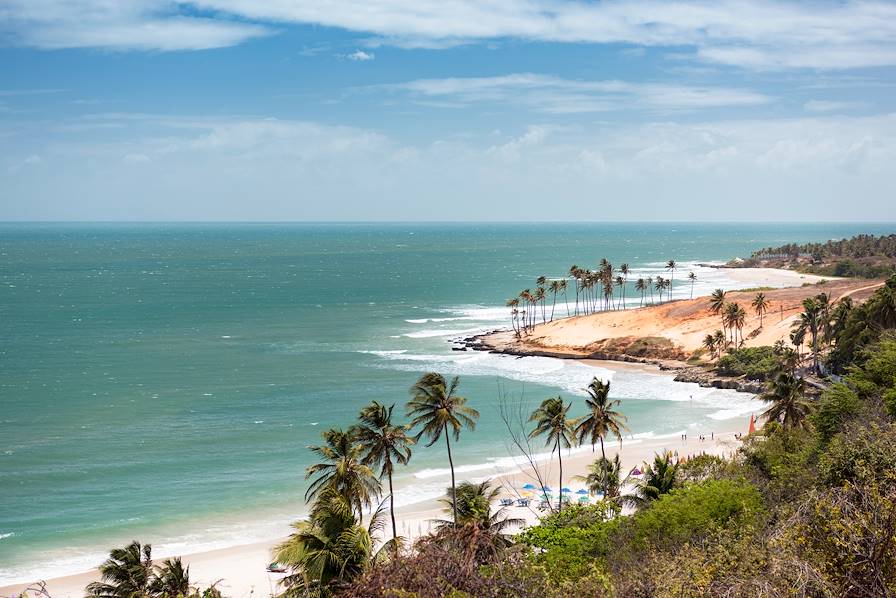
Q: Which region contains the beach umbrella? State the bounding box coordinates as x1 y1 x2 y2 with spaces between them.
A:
561 487 573 493
576 489 589 495
541 486 552 492
522 483 536 490
630 467 642 476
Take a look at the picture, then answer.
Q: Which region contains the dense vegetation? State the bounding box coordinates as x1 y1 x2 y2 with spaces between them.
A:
739 233 896 278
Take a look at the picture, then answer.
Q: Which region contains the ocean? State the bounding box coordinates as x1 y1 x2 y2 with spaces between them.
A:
1 222 893 583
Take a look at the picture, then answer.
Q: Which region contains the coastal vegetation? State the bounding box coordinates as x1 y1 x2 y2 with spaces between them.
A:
736 233 896 278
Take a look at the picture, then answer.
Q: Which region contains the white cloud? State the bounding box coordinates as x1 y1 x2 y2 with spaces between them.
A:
3 112 895 220
1 1 895 69
345 49 374 61
374 73 772 113
0 0 271 51
804 100 868 113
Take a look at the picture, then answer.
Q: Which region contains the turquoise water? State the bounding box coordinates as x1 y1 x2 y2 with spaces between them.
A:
1 222 893 582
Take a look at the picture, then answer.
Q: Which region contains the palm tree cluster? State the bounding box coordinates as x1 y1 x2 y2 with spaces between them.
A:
528 377 629 509
86 542 213 598
706 288 750 352
275 372 480 595
789 291 854 374
509 259 684 337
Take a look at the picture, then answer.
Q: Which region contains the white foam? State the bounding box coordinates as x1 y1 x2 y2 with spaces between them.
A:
402 327 485 339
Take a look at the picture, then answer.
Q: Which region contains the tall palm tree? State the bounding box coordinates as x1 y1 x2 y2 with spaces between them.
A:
734 304 747 347
559 279 569 317
548 280 562 321
529 397 577 509
688 271 697 299
534 286 547 324
665 260 677 299
576 454 622 500
709 289 726 315
86 541 154 598
574 378 628 495
275 487 387 596
614 276 624 310
723 302 740 346
506 298 520 337
761 371 811 431
752 292 769 327
647 276 654 303
635 278 647 306
435 480 525 548
624 451 678 510
151 558 191 598
569 265 581 315
793 298 822 373
713 329 726 354
352 401 414 545
407 373 479 525
305 428 381 519
620 263 630 309
654 276 665 303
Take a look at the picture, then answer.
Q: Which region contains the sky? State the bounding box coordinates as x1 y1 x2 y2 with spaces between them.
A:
1 1 896 222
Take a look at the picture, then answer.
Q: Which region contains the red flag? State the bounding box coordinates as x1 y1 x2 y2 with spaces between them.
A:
748 414 756 434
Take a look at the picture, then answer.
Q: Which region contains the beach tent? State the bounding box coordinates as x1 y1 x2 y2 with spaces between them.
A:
630 467 643 476
748 414 756 434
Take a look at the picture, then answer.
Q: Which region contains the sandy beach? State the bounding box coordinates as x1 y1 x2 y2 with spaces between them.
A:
481 270 882 361
1 357 754 598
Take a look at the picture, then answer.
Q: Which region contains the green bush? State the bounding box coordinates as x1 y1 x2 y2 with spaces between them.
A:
812 383 861 443
628 479 763 548
716 346 781 380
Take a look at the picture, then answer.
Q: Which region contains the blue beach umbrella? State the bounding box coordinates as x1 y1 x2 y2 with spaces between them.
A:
576 489 589 495
541 486 552 492
522 483 536 490
561 487 573 493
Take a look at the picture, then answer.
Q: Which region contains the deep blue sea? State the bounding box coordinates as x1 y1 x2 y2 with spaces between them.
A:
2 222 893 583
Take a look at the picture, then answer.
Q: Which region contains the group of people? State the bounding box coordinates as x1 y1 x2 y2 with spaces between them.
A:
680 431 715 442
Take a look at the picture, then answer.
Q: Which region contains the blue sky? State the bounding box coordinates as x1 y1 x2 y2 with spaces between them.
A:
1 1 896 221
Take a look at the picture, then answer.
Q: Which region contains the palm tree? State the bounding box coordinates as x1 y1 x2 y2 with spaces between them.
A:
559 279 569 317
752 292 769 327
529 397 577 509
734 304 747 347
702 333 717 360
623 451 677 510
646 276 654 303
548 280 562 321
569 265 581 315
506 298 520 337
654 276 665 303
713 329 726 354
151 558 191 598
614 276 624 310
620 263 630 309
352 401 414 545
407 373 479 525
576 454 622 500
723 302 739 346
709 289 726 315
574 378 628 496
793 298 822 373
534 286 547 324
635 278 647 306
688 271 697 299
761 371 811 431
275 487 386 595
666 260 677 299
86 541 154 598
434 480 525 548
305 428 381 519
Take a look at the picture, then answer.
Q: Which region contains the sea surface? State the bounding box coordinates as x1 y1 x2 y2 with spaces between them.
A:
1 222 893 583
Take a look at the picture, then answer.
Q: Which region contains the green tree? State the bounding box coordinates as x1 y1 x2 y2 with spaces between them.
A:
574 378 628 494
688 271 697 299
709 289 726 315
624 451 678 510
275 488 386 596
529 396 577 509
761 371 811 431
305 428 381 519
435 480 525 548
151 558 191 598
620 263 630 309
407 373 479 525
351 401 415 545
85 541 154 598
752 292 769 327
702 333 718 360
576 454 623 499
666 260 677 299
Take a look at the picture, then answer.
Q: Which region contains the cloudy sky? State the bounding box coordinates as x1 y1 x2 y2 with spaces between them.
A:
1 0 895 221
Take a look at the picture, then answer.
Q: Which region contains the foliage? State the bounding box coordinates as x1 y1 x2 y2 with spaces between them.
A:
716 345 783 380
828 275 896 373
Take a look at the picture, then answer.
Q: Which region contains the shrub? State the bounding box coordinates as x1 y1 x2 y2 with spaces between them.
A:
716 346 781 380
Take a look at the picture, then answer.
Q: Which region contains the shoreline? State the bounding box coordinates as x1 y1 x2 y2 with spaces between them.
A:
3 265 824 596
0 357 757 598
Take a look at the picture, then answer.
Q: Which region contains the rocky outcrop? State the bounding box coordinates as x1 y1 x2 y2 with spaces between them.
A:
672 366 766 394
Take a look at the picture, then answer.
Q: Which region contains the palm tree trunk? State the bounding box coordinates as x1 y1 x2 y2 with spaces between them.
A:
446 433 457 525
599 436 607 496
388 470 398 545
557 438 563 512
550 292 557 321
